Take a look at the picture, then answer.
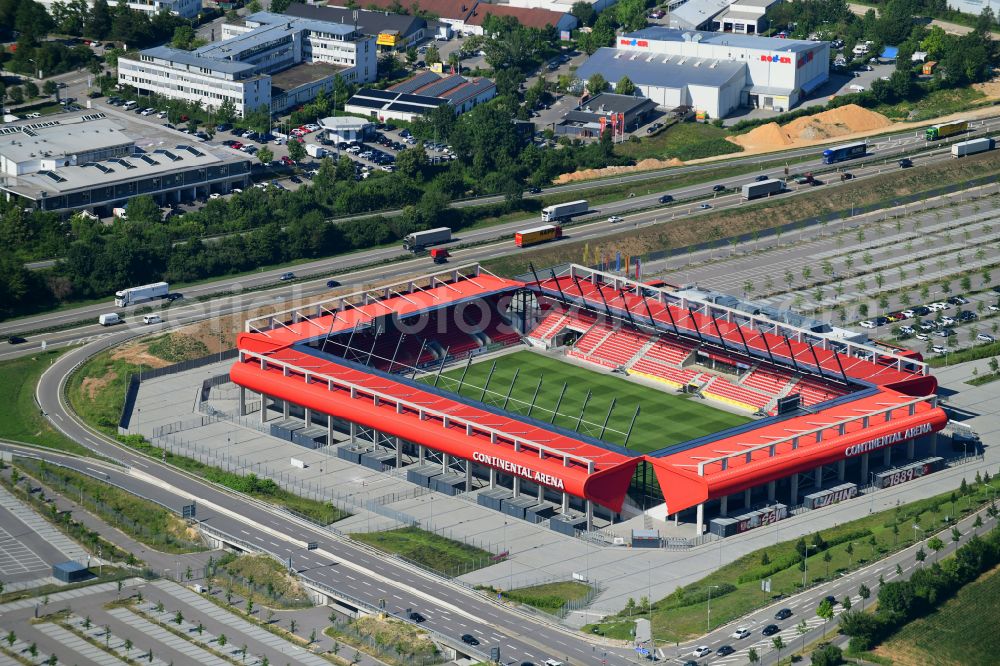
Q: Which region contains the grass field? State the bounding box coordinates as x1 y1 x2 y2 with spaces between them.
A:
616 122 744 162
881 563 1000 665
351 526 498 577
427 350 748 452
500 581 594 613
0 350 89 454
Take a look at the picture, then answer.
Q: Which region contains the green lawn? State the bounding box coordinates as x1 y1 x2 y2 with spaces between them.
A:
426 350 748 453
585 475 1000 643
875 86 988 122
351 526 498 577
500 580 594 612
883 563 1000 664
616 122 744 162
0 350 89 454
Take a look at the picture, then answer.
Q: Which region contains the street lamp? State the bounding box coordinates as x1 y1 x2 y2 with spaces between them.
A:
913 524 923 543
802 544 816 588
706 584 720 632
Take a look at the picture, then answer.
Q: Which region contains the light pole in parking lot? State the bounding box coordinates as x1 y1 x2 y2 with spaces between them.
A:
802 543 816 588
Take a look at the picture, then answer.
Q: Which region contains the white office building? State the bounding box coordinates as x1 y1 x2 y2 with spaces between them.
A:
35 0 201 19
117 12 376 116
575 27 829 117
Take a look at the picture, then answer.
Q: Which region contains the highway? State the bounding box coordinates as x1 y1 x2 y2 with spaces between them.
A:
27 337 633 666
3 113 1000 349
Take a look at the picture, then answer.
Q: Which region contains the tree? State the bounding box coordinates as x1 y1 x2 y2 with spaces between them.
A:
287 139 306 163
86 0 112 38
748 647 759 663
246 597 254 615
772 635 785 657
571 0 597 26
218 634 227 647
216 98 237 126
396 144 428 179
46 655 57 666
257 147 274 166
405 46 417 65
858 583 871 609
817 598 834 633
616 75 636 95
928 536 945 561
846 542 854 566
289 619 297 634
811 643 844 666
823 550 832 578
174 610 183 625
28 643 37 658
916 547 926 566
951 526 962 544
8 86 24 106
587 73 607 94
842 595 852 610
43 80 58 97
124 638 133 653
425 44 440 65
240 644 248 662
5 631 14 648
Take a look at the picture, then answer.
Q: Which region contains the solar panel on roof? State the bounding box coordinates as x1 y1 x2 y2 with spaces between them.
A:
354 88 398 101
39 170 66 183
388 101 441 114
138 154 159 166
346 97 388 110
83 162 114 174
417 78 462 97
154 149 182 162
394 92 437 105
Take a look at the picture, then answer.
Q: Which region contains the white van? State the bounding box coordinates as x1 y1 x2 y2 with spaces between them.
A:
98 313 121 326
142 314 162 325
849 84 865 92
122 100 137 110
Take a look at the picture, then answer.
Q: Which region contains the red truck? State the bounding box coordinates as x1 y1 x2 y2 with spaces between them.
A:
430 248 449 264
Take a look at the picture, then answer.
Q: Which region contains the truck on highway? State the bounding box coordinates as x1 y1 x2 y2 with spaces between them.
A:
951 137 994 157
515 224 562 248
821 141 866 164
402 227 452 252
741 179 785 200
541 199 588 222
114 281 169 307
925 119 967 141
305 143 327 158
98 313 121 326
430 248 449 264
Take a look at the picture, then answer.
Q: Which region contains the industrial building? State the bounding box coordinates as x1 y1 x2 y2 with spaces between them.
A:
318 116 372 144
574 26 829 117
0 113 251 215
117 11 377 116
345 71 496 122
556 93 658 137
714 0 780 34
230 264 947 536
285 3 430 52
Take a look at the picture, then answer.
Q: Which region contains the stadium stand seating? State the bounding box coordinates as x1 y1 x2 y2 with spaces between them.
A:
741 365 795 396
588 329 651 367
630 358 702 388
640 336 697 367
702 377 771 412
479 298 521 346
528 310 568 342
789 376 848 407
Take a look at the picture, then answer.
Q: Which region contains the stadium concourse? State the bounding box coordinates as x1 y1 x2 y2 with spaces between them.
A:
230 264 948 536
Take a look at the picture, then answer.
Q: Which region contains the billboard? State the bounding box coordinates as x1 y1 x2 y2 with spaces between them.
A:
377 33 398 47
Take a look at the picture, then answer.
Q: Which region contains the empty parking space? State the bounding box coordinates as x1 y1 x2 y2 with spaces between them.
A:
0 525 50 576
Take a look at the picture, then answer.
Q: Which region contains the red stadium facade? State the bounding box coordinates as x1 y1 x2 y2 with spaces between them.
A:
231 264 948 534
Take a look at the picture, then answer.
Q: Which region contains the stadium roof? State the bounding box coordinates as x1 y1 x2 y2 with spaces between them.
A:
574 47 746 89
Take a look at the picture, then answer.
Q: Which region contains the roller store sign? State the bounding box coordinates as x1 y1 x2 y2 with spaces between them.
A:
843 423 933 457
472 452 566 490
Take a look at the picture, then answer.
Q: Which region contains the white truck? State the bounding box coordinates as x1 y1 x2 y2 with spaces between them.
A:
114 281 169 307
951 137 994 157
541 199 589 222
98 313 121 326
305 143 327 158
402 227 452 252
741 179 785 201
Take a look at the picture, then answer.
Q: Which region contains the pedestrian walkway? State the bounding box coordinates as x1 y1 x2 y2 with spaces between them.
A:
0 484 91 563
106 607 231 666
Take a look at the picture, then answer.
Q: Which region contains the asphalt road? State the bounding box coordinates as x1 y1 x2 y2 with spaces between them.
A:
5 111 1000 346
25 331 635 666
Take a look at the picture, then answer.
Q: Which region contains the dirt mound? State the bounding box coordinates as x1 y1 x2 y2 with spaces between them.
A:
554 157 684 183
731 104 892 150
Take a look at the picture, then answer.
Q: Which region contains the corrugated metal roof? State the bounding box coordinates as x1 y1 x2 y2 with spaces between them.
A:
626 26 820 53
574 47 746 89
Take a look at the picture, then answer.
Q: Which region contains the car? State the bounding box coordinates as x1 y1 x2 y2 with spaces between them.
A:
859 320 876 329
841 172 854 180
326 279 340 288
931 345 949 354
775 608 793 620
899 325 915 335
874 316 890 326
940 316 956 326
755 174 770 182
948 295 969 305
887 311 906 322
527 186 542 194
231 188 243 194
281 156 294 165
289 175 302 183
977 333 996 343
408 612 425 623
691 646 711 658
915 333 929 341
898 158 913 168
460 634 479 645
216 123 233 132
929 301 950 311
142 314 162 325
607 215 623 223
914 305 931 316
716 645 735 656
646 122 664 134
901 309 917 318
919 320 936 331
243 145 257 155
209 192 221 200
959 310 978 321
231 142 243 150
731 627 751 639
699 203 712 209
712 184 726 192
990 304 999 312
6 336 26 345
934 328 954 338
825 595 838 606
762 624 780 636
280 272 295 281
659 194 674 203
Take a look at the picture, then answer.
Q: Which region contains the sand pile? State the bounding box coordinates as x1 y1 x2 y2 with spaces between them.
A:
730 104 892 151
554 157 684 183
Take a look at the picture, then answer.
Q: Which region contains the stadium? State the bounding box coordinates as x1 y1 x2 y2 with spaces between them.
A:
230 263 948 537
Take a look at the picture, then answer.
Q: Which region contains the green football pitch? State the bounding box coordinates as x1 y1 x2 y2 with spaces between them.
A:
425 350 750 453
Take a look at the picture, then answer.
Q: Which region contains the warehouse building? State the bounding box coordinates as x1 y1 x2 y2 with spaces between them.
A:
118 12 376 116
556 93 658 137
0 113 251 215
345 71 496 122
575 26 829 117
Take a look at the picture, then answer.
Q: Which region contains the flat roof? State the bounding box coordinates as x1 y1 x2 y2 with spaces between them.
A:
285 3 427 37
269 62 346 94
626 26 821 53
140 45 255 75
0 114 132 163
577 92 659 114
668 0 733 29
318 116 371 130
575 47 746 89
